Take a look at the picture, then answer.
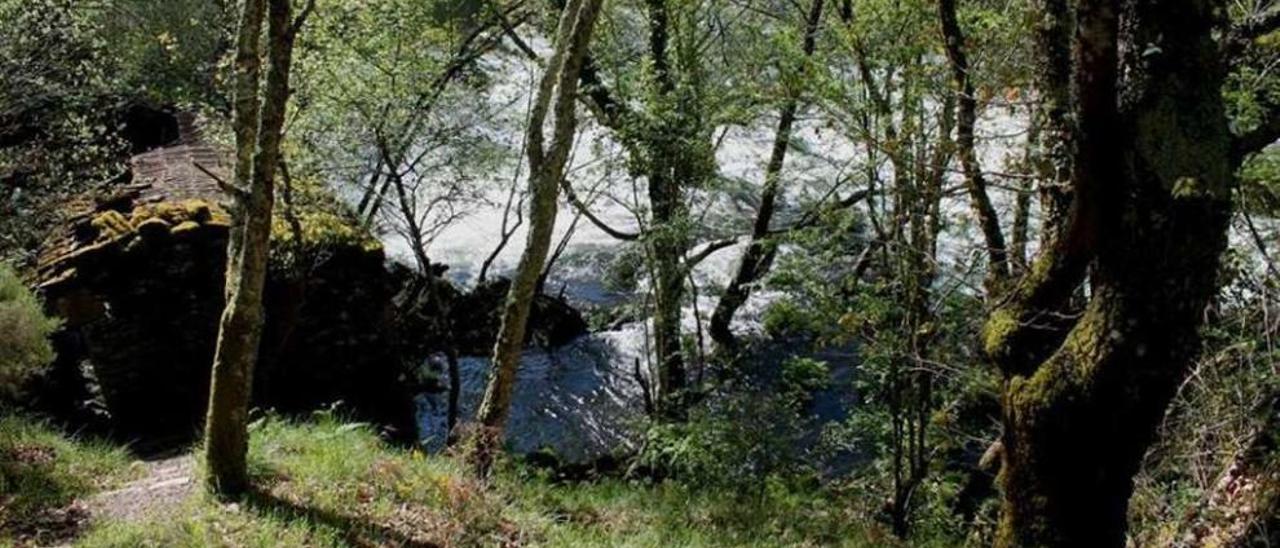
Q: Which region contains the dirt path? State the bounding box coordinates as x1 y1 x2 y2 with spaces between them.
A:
88 455 196 523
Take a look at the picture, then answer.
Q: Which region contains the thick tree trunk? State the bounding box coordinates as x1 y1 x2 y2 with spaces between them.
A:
204 0 298 497
467 0 603 475
989 1 1235 544
709 0 825 352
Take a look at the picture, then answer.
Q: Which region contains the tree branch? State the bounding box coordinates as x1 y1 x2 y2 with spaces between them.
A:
194 161 248 202
685 237 740 270
767 188 872 235
1233 100 1280 162
289 0 316 37
558 177 640 240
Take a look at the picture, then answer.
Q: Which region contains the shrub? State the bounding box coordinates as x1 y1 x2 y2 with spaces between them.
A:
0 263 60 397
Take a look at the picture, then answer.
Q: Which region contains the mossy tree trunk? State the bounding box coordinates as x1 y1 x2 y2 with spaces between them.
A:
985 1 1252 544
204 0 307 497
467 0 604 476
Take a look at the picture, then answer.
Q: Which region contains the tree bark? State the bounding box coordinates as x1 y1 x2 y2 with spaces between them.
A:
640 0 695 420
988 1 1237 544
1031 0 1074 246
709 0 825 353
222 0 265 288
204 0 301 497
467 0 604 476
939 0 1009 292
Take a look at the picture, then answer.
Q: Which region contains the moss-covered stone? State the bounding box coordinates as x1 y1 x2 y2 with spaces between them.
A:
90 211 133 241
170 221 201 236
35 188 421 444
134 217 173 240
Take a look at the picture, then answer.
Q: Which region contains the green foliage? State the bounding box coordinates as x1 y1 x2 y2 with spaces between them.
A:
0 264 60 397
1128 253 1280 545
782 357 831 397
0 0 127 263
98 0 233 107
1240 147 1280 215
291 1 505 183
271 176 382 254
635 359 834 492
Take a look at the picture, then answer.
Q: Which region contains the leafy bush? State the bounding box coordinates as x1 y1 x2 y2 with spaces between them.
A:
0 263 60 397
635 360 831 491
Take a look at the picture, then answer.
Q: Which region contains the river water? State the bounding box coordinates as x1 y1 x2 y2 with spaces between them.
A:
364 47 1221 462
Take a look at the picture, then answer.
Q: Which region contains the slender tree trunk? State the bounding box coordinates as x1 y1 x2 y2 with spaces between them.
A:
639 0 696 419
988 1 1236 544
886 88 951 538
939 0 1008 292
204 0 301 497
222 0 265 291
445 346 461 442
709 0 825 352
649 233 687 418
467 0 604 476
385 141 433 274
1010 113 1036 274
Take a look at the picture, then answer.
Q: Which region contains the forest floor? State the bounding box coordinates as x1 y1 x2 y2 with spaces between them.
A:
0 413 920 547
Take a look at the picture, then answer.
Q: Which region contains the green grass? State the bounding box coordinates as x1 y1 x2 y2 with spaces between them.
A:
0 413 139 545
75 415 901 547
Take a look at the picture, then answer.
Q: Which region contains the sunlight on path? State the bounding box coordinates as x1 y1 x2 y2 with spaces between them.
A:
88 455 195 524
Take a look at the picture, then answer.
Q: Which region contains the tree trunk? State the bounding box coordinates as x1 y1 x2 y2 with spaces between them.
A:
709 0 825 352
1030 0 1074 246
939 0 1008 291
467 0 603 476
989 1 1235 544
650 234 687 418
204 0 299 497
222 0 265 286
639 0 695 419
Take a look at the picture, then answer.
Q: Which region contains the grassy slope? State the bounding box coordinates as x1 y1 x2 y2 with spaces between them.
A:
70 415 903 547
0 414 139 545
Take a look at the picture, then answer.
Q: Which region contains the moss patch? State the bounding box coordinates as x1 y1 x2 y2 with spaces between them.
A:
87 199 231 245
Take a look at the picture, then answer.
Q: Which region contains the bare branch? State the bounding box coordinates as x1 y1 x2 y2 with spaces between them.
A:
194 161 248 202
559 177 641 240
684 237 739 270
289 0 316 37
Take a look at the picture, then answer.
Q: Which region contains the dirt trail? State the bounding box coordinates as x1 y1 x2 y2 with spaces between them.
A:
88 455 196 523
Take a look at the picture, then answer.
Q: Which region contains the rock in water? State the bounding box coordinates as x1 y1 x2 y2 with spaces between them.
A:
450 277 589 355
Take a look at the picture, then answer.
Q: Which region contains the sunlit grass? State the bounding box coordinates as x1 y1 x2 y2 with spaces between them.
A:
0 414 139 544
72 414 900 547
